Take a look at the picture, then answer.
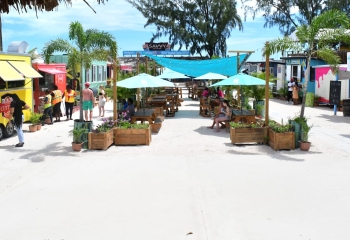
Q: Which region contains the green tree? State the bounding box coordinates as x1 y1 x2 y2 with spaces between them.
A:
241 0 350 36
42 21 117 121
263 10 350 118
126 0 243 58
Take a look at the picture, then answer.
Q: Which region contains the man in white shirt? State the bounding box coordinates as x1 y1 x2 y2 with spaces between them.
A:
287 79 295 104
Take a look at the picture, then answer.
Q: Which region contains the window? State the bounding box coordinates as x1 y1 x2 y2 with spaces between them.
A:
85 69 90 82
97 66 101 81
310 68 316 82
92 66 96 82
103 66 107 81
7 80 25 89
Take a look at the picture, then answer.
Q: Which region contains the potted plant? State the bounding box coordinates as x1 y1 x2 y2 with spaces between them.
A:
88 117 117 150
69 127 88 151
29 112 43 132
268 119 295 150
230 121 268 145
300 121 313 151
314 95 320 107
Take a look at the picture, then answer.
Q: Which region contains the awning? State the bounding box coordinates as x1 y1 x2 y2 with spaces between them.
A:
38 67 66 75
8 60 43 78
0 61 25 81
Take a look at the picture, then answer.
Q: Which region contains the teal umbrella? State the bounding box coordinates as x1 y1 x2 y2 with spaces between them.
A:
194 72 227 80
118 73 175 88
118 73 175 113
211 73 273 86
211 73 273 116
157 69 188 79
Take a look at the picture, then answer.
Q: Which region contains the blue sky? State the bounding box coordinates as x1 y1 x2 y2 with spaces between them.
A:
2 1 284 61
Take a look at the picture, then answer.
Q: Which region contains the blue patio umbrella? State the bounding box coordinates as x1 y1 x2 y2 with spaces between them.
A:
194 72 227 80
118 73 175 113
118 73 175 88
157 69 188 79
211 73 273 115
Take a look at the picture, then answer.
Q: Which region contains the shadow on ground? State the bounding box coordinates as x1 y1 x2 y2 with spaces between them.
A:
0 142 80 163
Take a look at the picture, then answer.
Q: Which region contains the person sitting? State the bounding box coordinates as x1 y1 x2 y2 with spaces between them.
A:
213 100 231 132
202 87 209 98
122 99 128 110
217 87 224 98
123 98 135 120
207 97 226 129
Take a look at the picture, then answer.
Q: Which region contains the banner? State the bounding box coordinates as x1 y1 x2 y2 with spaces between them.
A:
143 42 171 50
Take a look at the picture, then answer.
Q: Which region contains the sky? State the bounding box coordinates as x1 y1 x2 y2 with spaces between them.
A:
1 0 285 61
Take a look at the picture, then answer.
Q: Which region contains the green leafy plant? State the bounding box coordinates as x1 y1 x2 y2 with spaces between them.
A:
268 119 292 133
69 127 88 144
29 112 43 125
255 104 264 116
230 121 265 128
300 122 313 142
93 117 118 133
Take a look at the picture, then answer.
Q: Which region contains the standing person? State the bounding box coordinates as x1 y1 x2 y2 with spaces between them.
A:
41 90 53 125
82 82 95 121
64 85 76 120
292 84 299 105
6 93 31 147
214 100 231 132
98 85 106 117
51 85 63 122
287 78 294 104
217 87 224 98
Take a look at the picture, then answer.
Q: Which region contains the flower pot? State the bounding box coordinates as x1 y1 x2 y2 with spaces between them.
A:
268 128 295 151
114 127 151 146
45 118 52 124
72 142 83 151
36 124 42 131
28 125 37 132
88 129 114 150
299 141 311 151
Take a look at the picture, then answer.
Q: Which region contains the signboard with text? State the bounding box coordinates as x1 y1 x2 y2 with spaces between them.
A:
123 50 190 56
143 42 171 50
329 81 341 105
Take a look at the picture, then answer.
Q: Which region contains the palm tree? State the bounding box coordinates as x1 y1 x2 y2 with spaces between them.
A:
42 21 117 121
263 10 350 118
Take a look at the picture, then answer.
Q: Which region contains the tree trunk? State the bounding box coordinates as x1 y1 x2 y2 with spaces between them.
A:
300 55 312 118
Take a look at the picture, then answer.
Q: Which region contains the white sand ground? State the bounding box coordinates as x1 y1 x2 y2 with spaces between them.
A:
0 92 350 240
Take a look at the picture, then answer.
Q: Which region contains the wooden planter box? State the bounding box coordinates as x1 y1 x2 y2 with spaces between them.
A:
114 127 151 146
151 122 162 133
268 129 295 151
88 129 114 150
230 127 268 144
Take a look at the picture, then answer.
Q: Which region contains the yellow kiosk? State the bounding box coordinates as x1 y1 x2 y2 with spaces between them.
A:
0 52 42 140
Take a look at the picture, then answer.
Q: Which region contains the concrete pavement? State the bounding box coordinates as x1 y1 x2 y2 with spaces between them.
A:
0 95 350 240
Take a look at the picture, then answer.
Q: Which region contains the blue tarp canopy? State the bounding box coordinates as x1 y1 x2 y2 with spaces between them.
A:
146 54 248 77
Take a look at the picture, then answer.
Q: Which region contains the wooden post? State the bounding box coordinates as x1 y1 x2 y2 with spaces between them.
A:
237 52 240 107
137 52 140 109
265 42 270 126
113 60 117 120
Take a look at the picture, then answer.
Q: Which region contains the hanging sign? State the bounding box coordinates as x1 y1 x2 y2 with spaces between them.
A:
143 42 171 50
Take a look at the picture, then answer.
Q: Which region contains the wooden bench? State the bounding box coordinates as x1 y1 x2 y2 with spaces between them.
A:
199 98 212 117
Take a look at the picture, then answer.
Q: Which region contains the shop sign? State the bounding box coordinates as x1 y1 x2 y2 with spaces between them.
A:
143 42 171 50
0 96 12 119
123 50 190 56
286 59 301 65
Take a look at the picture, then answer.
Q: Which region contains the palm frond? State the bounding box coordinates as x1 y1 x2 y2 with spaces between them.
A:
316 48 341 73
42 38 73 63
263 37 301 56
69 21 86 51
85 29 117 57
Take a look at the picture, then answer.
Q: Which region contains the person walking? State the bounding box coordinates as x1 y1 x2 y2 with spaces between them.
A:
51 85 63 122
98 85 106 117
41 90 53 126
63 85 76 120
82 82 95 121
6 93 31 147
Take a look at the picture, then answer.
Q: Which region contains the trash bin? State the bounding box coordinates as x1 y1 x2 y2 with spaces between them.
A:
73 120 93 149
343 99 350 117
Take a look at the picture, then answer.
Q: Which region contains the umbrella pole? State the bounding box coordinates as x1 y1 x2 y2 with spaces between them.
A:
240 85 243 121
